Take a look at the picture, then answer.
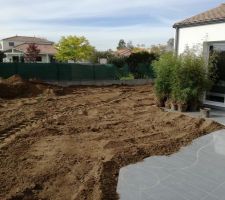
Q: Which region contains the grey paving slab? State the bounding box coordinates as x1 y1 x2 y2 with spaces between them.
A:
201 194 220 200
166 108 225 126
117 129 225 200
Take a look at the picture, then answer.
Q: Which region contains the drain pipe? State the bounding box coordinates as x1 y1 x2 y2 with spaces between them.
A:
174 27 180 56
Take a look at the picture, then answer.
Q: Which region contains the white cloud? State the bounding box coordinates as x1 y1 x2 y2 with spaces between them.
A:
1 21 174 50
0 0 211 20
0 0 222 50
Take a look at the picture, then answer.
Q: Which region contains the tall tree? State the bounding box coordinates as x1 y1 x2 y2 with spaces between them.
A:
127 41 134 49
127 51 158 79
0 51 6 63
166 38 174 52
90 50 114 64
150 44 167 56
55 36 95 62
24 43 40 63
117 39 126 50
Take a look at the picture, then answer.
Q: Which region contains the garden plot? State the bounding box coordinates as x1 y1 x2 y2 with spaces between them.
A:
0 82 223 200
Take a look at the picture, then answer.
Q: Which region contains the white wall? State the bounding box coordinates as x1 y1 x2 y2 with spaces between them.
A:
0 41 3 51
41 55 50 63
178 23 225 54
3 53 50 63
2 40 24 51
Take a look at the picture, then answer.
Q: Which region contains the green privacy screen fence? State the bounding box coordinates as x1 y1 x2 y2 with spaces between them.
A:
0 63 117 81
0 63 153 81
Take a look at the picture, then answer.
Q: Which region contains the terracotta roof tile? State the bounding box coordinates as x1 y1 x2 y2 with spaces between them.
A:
115 48 132 57
174 4 225 28
2 36 53 44
14 43 57 55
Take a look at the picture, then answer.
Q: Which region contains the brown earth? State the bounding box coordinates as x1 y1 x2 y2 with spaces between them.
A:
0 75 66 99
0 83 223 200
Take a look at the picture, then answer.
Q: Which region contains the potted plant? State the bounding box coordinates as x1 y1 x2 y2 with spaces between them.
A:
155 95 166 107
170 101 178 111
165 99 171 109
173 88 190 112
177 102 188 112
173 49 214 112
153 53 180 108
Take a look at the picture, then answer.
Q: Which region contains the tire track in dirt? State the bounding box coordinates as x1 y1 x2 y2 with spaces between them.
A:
0 114 47 148
0 90 131 149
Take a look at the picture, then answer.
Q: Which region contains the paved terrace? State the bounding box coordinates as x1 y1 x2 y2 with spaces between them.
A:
117 109 225 200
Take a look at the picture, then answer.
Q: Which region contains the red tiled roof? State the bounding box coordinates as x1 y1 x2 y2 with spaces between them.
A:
174 4 225 28
2 36 53 44
115 48 132 57
14 43 57 55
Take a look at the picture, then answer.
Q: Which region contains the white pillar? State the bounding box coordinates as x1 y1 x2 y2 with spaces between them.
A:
46 54 50 63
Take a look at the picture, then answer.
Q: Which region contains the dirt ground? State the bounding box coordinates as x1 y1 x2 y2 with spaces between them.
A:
0 81 223 200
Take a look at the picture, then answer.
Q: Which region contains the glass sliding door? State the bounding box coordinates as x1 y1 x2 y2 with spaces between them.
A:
205 42 225 107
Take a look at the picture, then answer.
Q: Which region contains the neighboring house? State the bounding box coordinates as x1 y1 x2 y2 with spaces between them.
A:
173 3 225 108
0 36 57 63
114 48 132 57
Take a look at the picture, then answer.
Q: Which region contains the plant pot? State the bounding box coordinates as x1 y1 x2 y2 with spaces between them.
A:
177 103 188 112
200 108 211 118
165 100 171 109
170 102 178 111
189 100 200 112
155 97 166 107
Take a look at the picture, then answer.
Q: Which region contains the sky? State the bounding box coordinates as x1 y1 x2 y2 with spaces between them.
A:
0 0 224 50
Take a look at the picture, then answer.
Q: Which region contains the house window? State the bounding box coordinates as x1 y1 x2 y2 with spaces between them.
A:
36 56 42 62
209 45 214 52
9 42 14 47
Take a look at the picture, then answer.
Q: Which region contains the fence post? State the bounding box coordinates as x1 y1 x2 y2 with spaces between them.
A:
15 63 18 75
93 64 96 81
57 64 60 82
70 64 73 81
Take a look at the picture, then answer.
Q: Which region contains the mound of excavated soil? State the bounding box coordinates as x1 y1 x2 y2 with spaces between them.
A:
0 75 66 99
0 75 42 99
0 85 223 200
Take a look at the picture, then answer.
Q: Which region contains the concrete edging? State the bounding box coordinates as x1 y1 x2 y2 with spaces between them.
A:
46 79 153 87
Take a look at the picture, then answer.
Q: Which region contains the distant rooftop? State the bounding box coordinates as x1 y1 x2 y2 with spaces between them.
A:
13 43 57 55
1 35 54 44
174 3 225 28
114 48 132 57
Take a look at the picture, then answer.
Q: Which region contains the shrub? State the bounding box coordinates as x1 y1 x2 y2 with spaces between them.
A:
108 57 127 68
0 51 6 63
115 65 130 80
127 51 158 79
119 73 134 80
153 49 215 110
172 50 213 109
153 53 180 105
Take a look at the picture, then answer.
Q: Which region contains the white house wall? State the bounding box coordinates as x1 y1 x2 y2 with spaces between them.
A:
3 54 51 63
1 40 24 51
178 23 225 54
0 41 3 51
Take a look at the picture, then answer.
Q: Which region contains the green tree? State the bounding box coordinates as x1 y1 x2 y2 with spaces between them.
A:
150 44 167 56
90 50 114 64
55 36 95 62
117 39 126 50
127 51 158 79
0 51 6 63
127 41 134 49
